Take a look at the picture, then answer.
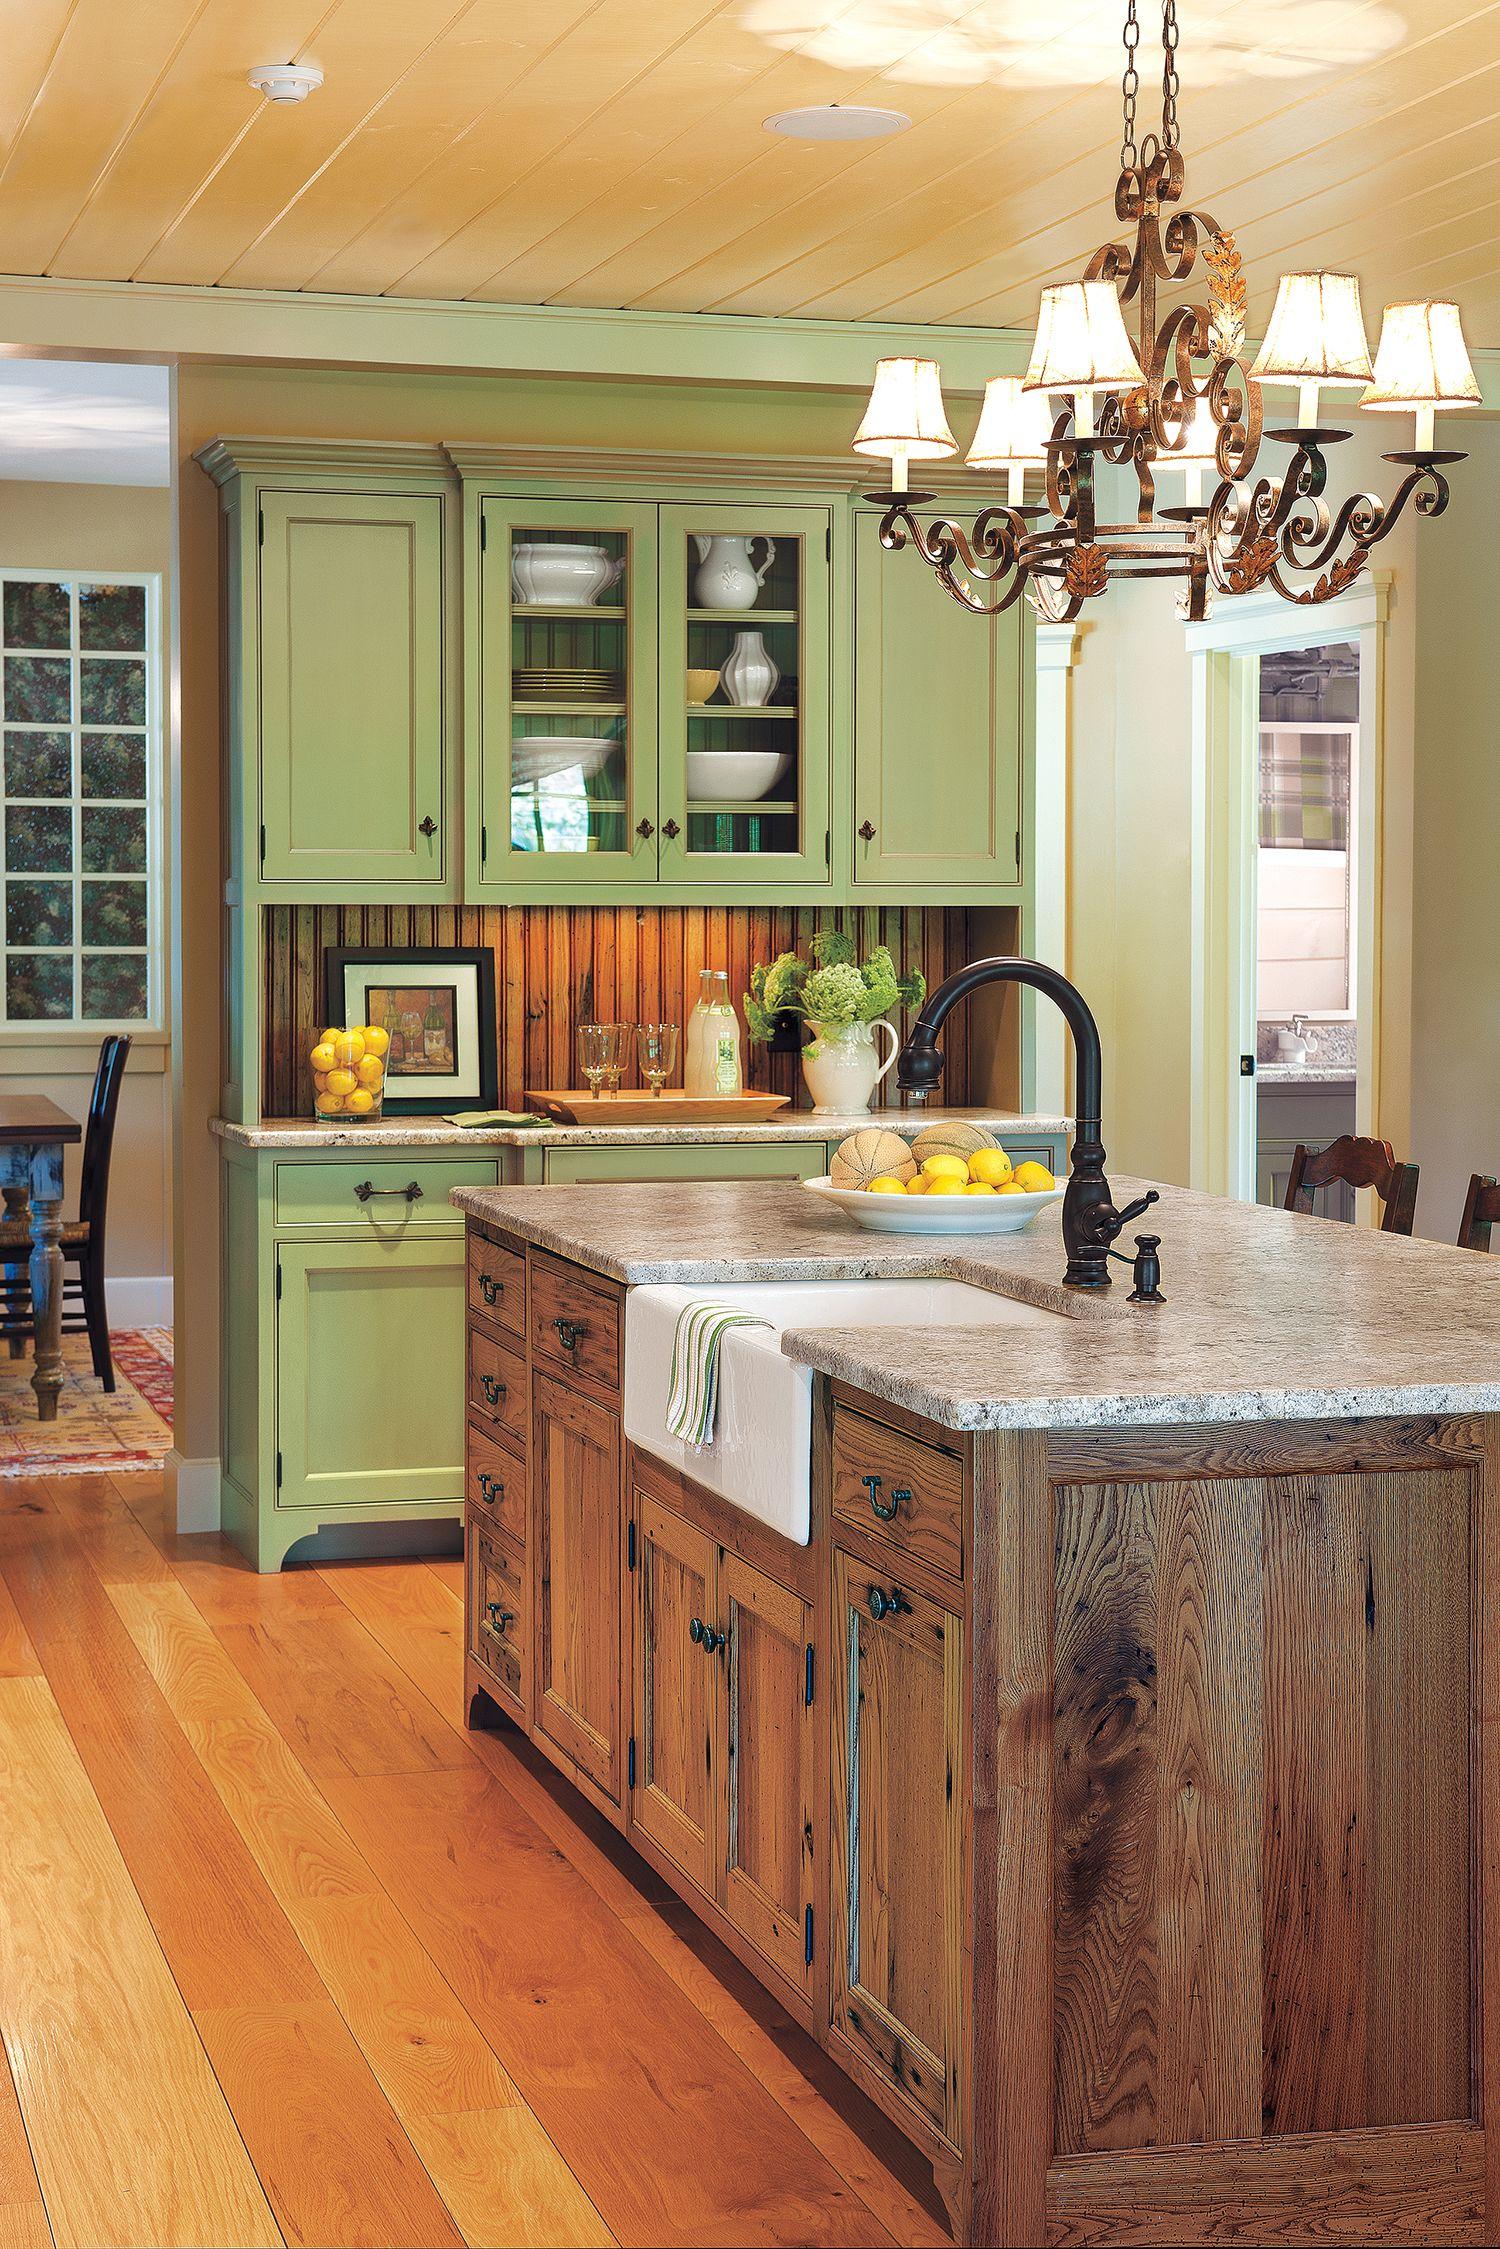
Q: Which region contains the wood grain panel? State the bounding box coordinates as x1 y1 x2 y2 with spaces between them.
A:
0 1672 282 2249
263 902 974 1116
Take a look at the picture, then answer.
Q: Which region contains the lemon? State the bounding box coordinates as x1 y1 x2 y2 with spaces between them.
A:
904 1175 929 1194
325 1067 357 1098
310 1040 337 1074
362 1025 391 1060
356 1055 385 1089
333 1029 366 1068
864 1175 908 1194
968 1147 1014 1186
963 1181 997 1195
1012 1160 1057 1193
926 1177 966 1196
921 1153 970 1182
998 1179 1026 1195
314 1091 344 1116
320 1026 341 1048
346 1088 375 1114
313 1070 330 1094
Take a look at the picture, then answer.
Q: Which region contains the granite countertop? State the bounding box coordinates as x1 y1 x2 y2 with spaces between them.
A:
1257 1064 1358 1085
211 1106 1071 1151
450 1174 1500 1433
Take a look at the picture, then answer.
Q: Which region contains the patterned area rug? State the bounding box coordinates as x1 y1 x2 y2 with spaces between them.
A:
0 1326 173 1477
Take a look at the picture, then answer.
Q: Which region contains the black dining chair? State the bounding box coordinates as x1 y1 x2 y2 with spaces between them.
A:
0 1034 131 1390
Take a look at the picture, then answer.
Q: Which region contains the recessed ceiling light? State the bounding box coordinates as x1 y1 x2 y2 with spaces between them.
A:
764 104 910 142
248 63 324 104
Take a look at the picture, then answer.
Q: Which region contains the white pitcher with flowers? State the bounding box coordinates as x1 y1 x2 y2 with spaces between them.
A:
745 932 926 1116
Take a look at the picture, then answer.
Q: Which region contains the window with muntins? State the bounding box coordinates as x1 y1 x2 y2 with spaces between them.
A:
0 571 160 1028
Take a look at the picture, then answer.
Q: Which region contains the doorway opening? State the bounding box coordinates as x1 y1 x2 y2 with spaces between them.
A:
1254 643 1361 1219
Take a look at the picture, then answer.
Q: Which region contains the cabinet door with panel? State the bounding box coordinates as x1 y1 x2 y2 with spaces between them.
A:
720 1550 816 1992
259 489 448 889
532 1369 623 1799
657 503 833 893
631 1492 717 1892
275 1234 466 1514
475 497 659 893
830 1548 965 2149
853 509 1025 896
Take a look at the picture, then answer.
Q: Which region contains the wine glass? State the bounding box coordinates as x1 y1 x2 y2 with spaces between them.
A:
577 1023 612 1093
601 1023 630 1090
636 1023 678 1096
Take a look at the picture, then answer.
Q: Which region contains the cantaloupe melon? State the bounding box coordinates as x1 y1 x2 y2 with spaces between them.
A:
830 1127 916 1189
911 1120 998 1169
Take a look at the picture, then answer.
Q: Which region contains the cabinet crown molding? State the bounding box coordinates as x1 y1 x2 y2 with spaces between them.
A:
195 436 454 486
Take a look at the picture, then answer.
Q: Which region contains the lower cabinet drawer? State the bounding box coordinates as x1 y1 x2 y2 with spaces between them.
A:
832 1403 964 1581
274 1155 499 1228
530 1253 621 1395
542 1142 828 1186
468 1231 525 1338
467 1326 527 1448
466 1421 526 1546
468 1523 526 1718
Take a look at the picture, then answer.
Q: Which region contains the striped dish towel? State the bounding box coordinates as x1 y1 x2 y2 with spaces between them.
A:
665 1298 772 1449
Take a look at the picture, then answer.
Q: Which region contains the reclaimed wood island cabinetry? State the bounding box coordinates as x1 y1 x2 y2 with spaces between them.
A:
453 1175 1500 2248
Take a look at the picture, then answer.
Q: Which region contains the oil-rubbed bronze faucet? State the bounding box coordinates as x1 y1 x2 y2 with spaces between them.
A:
896 955 1163 1297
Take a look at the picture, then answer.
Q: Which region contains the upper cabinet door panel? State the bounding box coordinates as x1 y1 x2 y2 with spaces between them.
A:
656 503 833 893
477 497 659 893
259 490 447 887
853 510 1025 894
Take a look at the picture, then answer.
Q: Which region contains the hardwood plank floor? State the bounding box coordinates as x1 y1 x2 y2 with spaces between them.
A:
0 1471 944 2249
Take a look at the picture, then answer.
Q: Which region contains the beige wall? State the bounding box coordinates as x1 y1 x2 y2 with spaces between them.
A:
0 477 173 1299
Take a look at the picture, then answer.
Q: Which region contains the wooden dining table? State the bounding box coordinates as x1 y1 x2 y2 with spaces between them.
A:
0 1096 82 1421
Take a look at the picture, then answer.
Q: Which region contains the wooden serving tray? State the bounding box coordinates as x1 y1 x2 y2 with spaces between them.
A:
525 1089 791 1126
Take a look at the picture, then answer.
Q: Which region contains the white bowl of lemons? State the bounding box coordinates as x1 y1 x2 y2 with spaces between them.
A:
805 1125 1063 1234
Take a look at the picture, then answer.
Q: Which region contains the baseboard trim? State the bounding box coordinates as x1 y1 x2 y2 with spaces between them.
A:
165 1448 219 1533
109 1275 172 1328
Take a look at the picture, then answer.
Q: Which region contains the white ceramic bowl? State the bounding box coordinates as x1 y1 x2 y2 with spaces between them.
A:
512 735 617 786
685 748 792 802
510 543 621 607
802 1174 1066 1234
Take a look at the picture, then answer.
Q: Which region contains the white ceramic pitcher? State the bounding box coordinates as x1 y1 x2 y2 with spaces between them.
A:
800 1019 899 1116
691 534 776 611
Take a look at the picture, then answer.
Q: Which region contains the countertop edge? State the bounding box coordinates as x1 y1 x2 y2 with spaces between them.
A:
212 1107 1073 1151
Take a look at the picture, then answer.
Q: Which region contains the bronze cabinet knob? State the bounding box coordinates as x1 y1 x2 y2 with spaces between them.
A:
858 819 876 842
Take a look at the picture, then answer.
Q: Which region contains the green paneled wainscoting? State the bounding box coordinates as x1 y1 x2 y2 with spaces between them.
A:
261 900 995 1119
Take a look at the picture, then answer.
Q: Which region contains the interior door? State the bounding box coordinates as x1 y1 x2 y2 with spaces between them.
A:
259 489 447 888
719 1550 815 1993
829 1549 965 2145
853 508 1024 893
630 1485 717 1893
532 1369 622 1799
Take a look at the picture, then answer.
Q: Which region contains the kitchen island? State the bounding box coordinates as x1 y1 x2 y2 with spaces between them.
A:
451 1174 1500 2248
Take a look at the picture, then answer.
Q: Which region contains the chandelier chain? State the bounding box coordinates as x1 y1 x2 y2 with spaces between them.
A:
1120 0 1140 169
1161 0 1180 149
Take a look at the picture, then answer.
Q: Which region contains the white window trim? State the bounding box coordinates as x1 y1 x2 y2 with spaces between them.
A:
0 565 164 1038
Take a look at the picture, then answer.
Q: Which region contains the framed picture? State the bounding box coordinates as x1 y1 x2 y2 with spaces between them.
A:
324 947 498 1115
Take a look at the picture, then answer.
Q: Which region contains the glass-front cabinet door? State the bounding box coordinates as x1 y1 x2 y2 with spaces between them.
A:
478 498 658 890
657 504 831 892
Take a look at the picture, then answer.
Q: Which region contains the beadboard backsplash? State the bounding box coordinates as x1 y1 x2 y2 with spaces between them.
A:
262 904 990 1118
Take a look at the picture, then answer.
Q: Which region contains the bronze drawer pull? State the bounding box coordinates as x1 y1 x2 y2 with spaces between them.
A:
476 1471 504 1506
552 1316 586 1353
867 1585 912 1623
861 1472 911 1523
484 1601 515 1637
479 1372 506 1407
354 1179 423 1204
478 1273 503 1306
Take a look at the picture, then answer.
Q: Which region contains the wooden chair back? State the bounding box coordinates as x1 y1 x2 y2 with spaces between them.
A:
1458 1174 1500 1251
1284 1134 1419 1235
78 1033 131 1249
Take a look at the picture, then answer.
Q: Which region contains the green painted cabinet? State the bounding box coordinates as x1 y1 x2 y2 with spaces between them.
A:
258 488 449 889
275 1233 467 1515
853 510 1027 898
534 1141 830 1185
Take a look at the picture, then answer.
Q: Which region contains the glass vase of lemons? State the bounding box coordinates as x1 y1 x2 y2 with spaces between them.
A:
308 1025 391 1120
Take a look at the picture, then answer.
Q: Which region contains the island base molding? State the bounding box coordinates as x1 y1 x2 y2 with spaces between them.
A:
459 1219 1500 2248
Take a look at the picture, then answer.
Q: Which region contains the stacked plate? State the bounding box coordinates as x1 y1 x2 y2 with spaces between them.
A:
513 666 625 702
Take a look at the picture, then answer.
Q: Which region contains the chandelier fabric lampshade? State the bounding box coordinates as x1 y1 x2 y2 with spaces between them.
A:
1363 301 1481 411
1250 272 1373 388
1024 281 1146 400
967 376 1053 469
852 357 956 491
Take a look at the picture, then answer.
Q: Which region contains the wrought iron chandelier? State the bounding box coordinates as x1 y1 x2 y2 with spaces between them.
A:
852 0 1480 622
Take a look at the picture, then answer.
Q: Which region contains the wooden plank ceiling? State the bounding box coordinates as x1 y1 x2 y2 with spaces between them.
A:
0 0 1496 343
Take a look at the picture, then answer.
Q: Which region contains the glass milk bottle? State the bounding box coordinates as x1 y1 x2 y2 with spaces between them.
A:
685 969 743 1097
